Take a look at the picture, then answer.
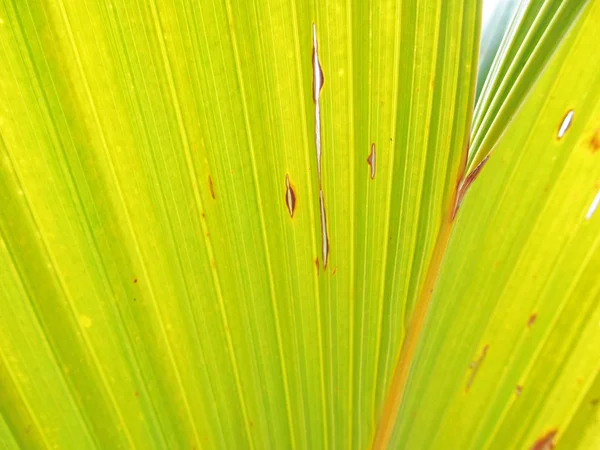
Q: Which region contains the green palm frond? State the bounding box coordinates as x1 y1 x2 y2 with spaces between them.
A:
0 0 599 449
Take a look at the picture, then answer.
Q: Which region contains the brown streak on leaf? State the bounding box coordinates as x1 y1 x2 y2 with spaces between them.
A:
591 130 600 153
208 175 215 199
454 155 490 219
314 257 319 275
372 46 478 448
530 429 557 450
465 345 489 392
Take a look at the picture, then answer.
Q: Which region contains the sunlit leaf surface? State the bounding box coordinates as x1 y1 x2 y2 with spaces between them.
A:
392 3 600 448
0 0 598 448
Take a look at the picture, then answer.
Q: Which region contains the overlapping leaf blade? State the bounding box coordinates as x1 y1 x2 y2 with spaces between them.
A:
391 2 600 448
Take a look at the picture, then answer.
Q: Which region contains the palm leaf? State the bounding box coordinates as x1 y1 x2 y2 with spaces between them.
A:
0 0 598 448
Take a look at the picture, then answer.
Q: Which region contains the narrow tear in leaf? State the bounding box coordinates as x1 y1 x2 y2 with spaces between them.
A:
367 143 376 179
557 110 574 139
312 23 324 181
285 174 296 218
585 189 600 220
454 155 490 218
208 175 215 199
527 313 537 328
312 24 329 269
319 189 329 268
312 23 325 104
530 429 557 450
465 344 489 392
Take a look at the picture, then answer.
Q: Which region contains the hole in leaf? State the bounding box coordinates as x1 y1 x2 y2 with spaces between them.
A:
557 110 574 139
285 174 296 218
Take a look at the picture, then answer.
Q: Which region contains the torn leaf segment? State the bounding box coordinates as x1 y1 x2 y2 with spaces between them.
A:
319 189 329 268
312 23 329 269
367 143 376 179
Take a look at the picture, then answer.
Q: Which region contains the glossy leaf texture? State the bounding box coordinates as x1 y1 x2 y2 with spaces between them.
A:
0 0 479 448
391 2 600 448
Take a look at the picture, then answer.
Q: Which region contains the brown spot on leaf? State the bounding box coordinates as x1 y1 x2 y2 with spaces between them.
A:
591 398 599 406
134 392 140 397
516 385 523 396
591 130 600 153
208 175 215 199
133 278 138 284
285 174 296 218
314 257 319 274
332 268 337 276
466 345 489 392
528 313 537 328
530 429 557 450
